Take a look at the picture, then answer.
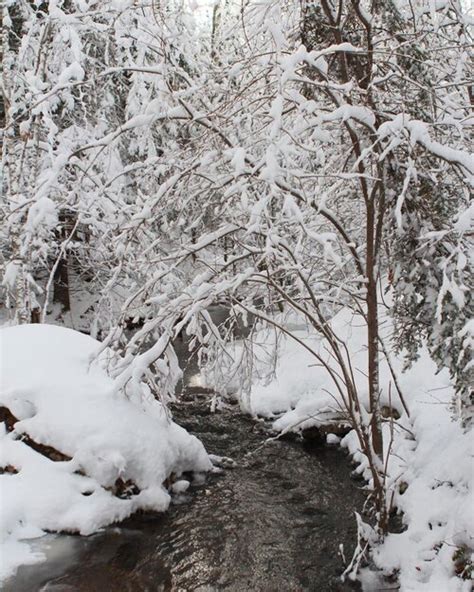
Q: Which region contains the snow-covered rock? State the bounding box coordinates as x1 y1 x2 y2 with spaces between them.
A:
0 323 212 583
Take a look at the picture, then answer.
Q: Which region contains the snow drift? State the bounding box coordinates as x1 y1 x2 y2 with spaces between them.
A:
0 324 211 583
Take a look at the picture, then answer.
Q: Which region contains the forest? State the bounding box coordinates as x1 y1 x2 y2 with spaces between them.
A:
0 0 472 590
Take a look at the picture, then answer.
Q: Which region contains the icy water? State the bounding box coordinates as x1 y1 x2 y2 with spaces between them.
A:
4 310 365 592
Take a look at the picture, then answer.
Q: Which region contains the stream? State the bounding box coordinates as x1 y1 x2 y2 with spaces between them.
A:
4 310 365 592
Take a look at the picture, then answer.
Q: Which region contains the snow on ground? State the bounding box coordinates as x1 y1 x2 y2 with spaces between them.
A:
205 306 474 591
0 323 212 583
205 307 405 424
369 400 473 591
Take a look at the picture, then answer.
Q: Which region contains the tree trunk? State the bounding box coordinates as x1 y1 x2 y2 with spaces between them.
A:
366 201 383 460
53 213 71 312
53 257 71 312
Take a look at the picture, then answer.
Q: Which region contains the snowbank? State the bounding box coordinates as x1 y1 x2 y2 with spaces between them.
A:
205 307 474 590
0 324 212 583
206 308 403 426
370 399 473 591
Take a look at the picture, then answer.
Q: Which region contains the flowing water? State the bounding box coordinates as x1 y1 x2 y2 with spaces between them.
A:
4 309 365 592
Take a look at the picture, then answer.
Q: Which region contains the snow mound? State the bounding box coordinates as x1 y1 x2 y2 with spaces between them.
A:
0 324 212 583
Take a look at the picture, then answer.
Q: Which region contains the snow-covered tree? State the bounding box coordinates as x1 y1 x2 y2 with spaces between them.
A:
1 0 207 334
2 0 472 534
105 0 472 531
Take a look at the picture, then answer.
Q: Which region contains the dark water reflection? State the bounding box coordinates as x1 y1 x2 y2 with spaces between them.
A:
4 308 364 591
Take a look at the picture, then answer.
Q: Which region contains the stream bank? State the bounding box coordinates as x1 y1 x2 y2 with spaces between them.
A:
4 311 365 591
4 384 364 592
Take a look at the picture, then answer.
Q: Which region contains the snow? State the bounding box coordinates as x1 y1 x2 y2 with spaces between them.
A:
365 400 473 591
171 479 191 494
454 203 474 233
57 62 85 85
370 402 474 590
1 262 20 292
205 306 474 590
326 433 341 445
321 105 376 128
209 307 404 424
0 324 212 583
230 147 247 177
